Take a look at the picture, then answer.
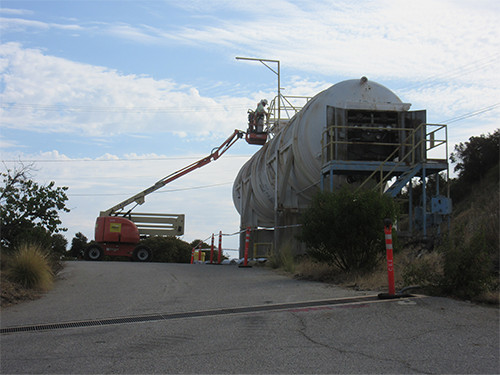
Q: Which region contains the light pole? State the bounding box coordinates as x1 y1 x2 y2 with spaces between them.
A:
235 56 281 125
236 56 283 255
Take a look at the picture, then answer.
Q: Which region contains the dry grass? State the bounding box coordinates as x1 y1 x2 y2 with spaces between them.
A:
293 247 498 304
1 272 40 307
268 241 297 273
4 243 54 291
294 259 336 282
294 247 442 293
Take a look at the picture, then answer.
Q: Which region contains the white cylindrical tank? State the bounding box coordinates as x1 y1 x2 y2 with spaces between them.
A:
233 78 410 228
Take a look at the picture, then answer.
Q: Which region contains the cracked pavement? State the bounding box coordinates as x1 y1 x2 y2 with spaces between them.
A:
1 262 499 374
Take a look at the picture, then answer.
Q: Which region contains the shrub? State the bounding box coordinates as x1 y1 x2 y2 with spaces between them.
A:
299 189 397 273
402 251 444 292
440 230 495 299
140 236 192 263
5 243 54 290
401 227 498 300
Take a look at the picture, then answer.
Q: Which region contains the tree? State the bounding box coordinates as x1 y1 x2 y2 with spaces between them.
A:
51 234 68 256
0 164 70 249
70 232 88 258
299 189 397 273
450 129 499 183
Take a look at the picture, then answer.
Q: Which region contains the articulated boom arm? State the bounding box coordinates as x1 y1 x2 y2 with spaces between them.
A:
100 129 245 217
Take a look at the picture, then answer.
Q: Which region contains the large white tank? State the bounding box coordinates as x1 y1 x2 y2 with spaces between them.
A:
233 77 411 228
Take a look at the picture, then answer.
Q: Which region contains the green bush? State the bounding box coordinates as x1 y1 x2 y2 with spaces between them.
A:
5 243 54 290
402 226 498 300
140 236 192 263
441 230 495 299
299 189 397 273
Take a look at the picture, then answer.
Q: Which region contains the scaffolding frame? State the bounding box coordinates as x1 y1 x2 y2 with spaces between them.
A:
321 122 450 238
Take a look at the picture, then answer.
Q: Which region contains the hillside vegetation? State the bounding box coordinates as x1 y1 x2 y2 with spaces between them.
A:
292 130 499 303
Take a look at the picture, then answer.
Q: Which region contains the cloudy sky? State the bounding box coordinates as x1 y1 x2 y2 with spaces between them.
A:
1 0 499 254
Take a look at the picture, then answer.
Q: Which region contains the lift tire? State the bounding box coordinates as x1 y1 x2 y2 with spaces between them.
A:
133 246 152 262
84 245 103 261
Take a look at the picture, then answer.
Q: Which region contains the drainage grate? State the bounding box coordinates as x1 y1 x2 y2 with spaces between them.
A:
1 294 405 335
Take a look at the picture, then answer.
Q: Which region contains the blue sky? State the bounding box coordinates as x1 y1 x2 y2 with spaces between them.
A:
1 0 499 254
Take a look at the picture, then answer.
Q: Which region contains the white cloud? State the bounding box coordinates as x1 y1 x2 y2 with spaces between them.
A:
105 24 162 44
0 42 252 138
0 136 24 150
162 0 499 80
0 8 34 15
0 17 82 32
56 0 498 123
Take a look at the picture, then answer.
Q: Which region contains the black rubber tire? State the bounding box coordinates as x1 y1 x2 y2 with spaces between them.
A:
132 246 152 262
84 245 103 261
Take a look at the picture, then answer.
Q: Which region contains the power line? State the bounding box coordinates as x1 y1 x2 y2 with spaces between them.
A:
69 181 233 197
441 103 500 124
1 155 251 163
399 53 500 92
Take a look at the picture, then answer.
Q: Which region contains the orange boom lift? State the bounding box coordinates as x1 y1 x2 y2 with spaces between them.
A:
84 129 248 262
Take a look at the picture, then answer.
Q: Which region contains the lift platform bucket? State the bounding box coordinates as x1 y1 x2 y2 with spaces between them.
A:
245 132 267 145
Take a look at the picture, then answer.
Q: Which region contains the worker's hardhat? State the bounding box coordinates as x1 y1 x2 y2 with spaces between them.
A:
261 99 268 105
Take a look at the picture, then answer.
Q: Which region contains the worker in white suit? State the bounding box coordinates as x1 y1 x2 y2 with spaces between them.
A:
254 99 268 133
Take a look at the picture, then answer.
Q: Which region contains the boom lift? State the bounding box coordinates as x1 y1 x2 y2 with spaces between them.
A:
85 129 245 262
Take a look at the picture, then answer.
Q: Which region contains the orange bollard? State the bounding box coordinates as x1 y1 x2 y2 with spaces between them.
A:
384 219 395 295
210 233 215 264
378 219 413 300
190 247 195 264
217 231 222 264
239 227 252 268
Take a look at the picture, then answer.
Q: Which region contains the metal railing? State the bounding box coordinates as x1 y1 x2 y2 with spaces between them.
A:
321 123 448 194
266 94 312 133
116 212 185 236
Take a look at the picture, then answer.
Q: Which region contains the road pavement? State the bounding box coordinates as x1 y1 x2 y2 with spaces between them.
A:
1 261 499 374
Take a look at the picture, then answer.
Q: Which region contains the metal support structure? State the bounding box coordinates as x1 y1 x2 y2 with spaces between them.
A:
236 56 281 126
320 121 450 238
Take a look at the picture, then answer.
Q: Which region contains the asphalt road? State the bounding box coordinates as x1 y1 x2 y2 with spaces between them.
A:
1 261 499 374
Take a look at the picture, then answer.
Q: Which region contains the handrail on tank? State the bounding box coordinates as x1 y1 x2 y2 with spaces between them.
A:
267 94 312 130
321 123 448 194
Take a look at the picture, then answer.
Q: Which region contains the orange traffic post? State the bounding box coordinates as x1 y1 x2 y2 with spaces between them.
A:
217 231 222 264
190 247 195 264
378 219 398 299
198 242 202 262
210 233 215 264
385 221 395 295
239 227 252 268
